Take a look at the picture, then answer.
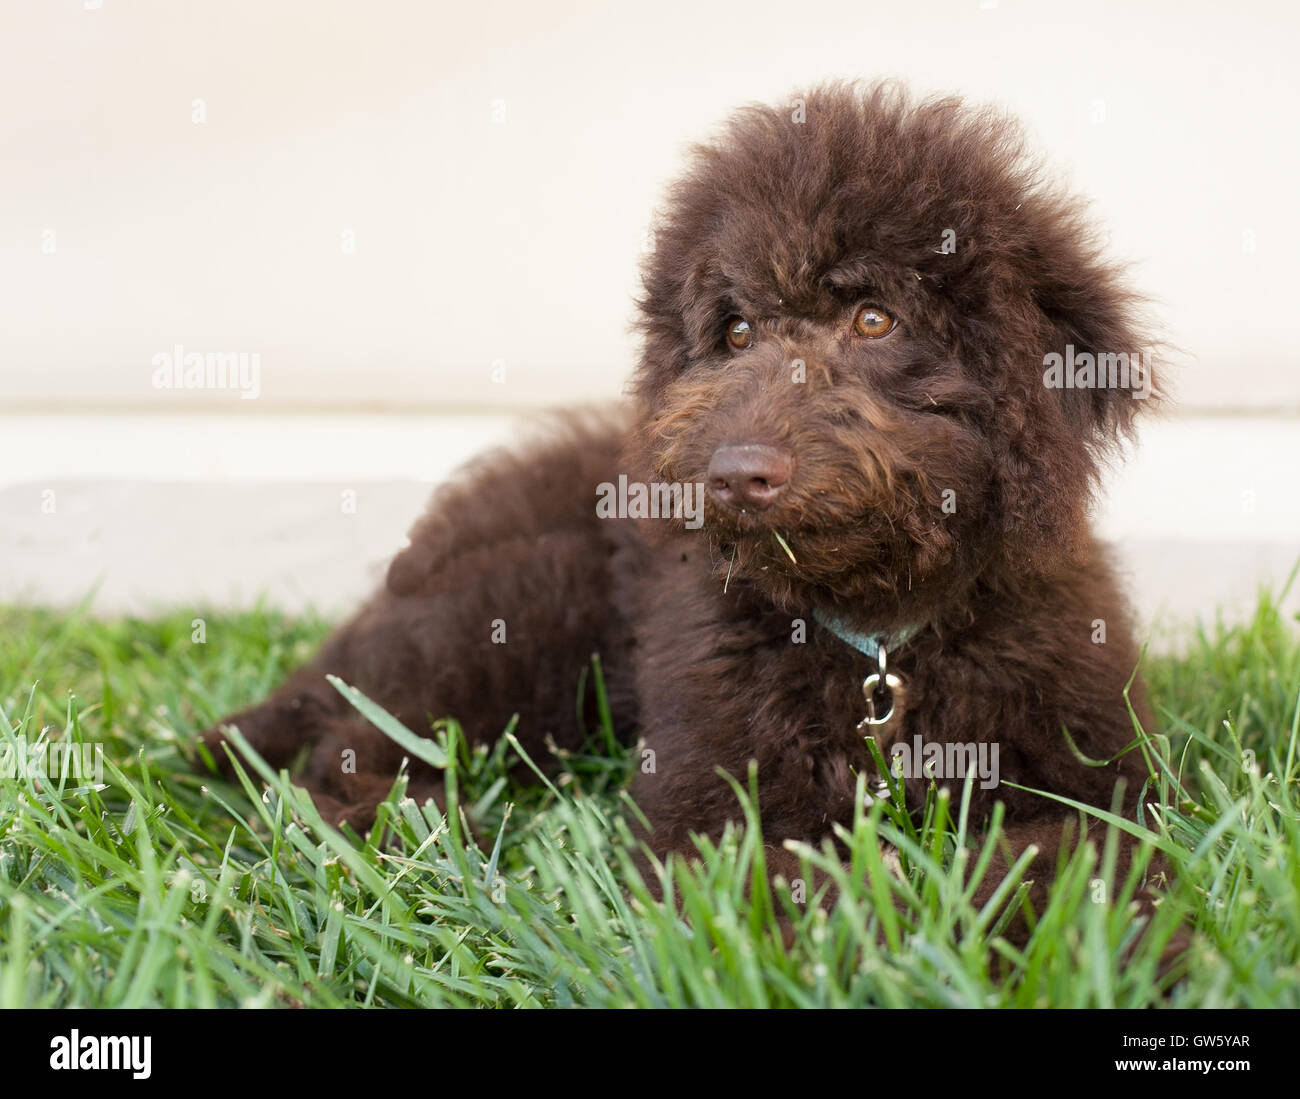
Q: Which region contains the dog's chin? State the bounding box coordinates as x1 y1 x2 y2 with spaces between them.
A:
702 505 891 561
693 500 968 616
700 512 893 590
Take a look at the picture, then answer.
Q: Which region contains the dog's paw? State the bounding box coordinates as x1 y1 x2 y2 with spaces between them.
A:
196 697 312 777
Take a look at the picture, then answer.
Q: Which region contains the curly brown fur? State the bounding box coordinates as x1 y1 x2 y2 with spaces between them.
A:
201 81 1171 948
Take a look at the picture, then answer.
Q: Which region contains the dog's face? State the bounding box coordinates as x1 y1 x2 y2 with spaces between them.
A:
632 83 1156 625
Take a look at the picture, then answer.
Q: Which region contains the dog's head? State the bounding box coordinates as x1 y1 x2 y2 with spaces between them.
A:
630 81 1158 626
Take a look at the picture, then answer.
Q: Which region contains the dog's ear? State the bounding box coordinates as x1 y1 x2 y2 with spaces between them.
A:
1020 194 1162 444
987 233 1159 573
1034 266 1159 445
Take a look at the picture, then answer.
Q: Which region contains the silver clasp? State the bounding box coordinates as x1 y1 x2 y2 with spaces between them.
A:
856 643 907 730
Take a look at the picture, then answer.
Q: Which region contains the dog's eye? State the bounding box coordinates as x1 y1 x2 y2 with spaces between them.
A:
852 305 895 339
725 316 753 350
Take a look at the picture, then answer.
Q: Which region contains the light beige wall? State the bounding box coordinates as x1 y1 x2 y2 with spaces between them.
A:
2 0 1297 413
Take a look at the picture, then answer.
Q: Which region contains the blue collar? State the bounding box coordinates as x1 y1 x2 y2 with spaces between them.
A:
812 609 919 661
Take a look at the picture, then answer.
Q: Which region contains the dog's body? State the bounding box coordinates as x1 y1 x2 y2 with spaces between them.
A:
203 83 1163 930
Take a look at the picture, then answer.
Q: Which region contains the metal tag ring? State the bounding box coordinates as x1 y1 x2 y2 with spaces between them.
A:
861 671 904 726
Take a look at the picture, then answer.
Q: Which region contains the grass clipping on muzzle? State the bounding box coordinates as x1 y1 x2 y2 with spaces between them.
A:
773 531 797 565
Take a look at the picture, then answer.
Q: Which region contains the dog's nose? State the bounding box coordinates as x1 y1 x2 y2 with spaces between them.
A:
707 444 793 511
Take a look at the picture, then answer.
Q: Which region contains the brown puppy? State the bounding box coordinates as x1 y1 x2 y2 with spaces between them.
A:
201 82 1164 939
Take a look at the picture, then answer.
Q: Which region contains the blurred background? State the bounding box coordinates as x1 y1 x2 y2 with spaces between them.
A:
1 0 1297 638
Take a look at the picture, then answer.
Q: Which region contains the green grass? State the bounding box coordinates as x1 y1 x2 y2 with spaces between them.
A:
1 587 1298 1008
